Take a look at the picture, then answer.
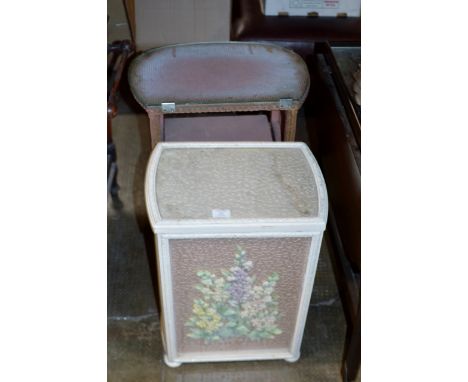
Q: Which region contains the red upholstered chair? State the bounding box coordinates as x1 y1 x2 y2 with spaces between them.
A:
128 42 310 148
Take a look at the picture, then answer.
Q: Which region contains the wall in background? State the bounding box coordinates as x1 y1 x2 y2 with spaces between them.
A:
108 0 132 42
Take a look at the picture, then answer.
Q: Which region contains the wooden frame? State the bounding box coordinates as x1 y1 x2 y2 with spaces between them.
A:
145 142 328 367
311 43 361 381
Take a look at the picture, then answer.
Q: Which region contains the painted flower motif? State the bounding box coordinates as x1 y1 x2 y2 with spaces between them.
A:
185 246 282 343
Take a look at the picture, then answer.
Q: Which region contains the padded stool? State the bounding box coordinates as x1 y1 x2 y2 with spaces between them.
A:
128 42 310 147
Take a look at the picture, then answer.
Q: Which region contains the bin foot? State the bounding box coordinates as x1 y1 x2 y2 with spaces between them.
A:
164 354 182 368
285 353 300 363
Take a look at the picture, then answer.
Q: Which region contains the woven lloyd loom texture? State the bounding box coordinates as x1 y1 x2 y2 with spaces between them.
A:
169 237 312 355
154 147 319 220
128 42 309 108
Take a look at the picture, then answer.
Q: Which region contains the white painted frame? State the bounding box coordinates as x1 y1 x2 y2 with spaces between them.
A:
145 142 328 367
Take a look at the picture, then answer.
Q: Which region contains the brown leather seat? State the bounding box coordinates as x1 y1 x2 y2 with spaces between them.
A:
128 42 310 147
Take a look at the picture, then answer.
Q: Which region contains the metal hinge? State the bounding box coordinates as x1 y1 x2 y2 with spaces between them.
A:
161 102 176 112
279 98 293 109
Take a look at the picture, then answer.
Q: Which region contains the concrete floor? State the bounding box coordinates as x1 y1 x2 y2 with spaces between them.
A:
107 110 356 381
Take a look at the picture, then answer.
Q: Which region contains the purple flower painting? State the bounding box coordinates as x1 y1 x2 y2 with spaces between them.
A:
185 246 282 342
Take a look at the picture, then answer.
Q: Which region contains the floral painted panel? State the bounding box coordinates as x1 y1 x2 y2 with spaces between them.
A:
185 247 282 343
169 237 312 353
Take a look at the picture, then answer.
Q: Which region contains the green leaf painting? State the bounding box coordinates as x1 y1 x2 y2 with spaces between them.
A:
185 246 282 343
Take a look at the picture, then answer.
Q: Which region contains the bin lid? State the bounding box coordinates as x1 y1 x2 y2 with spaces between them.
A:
145 143 327 233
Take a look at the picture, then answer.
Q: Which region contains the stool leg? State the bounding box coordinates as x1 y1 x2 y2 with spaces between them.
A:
148 111 163 149
270 110 282 141
284 109 298 141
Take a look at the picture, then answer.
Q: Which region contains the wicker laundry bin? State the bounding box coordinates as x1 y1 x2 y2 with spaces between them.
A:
145 142 328 367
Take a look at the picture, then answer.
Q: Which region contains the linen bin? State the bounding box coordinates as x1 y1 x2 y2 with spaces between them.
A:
145 142 328 367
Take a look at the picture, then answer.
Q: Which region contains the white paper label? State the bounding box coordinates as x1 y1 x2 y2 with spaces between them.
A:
212 209 231 218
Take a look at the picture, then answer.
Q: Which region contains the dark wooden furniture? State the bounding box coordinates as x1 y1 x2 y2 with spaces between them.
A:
232 0 360 57
309 43 361 381
107 40 134 200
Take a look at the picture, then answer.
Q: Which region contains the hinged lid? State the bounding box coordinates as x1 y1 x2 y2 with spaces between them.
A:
145 142 328 234
129 42 309 113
